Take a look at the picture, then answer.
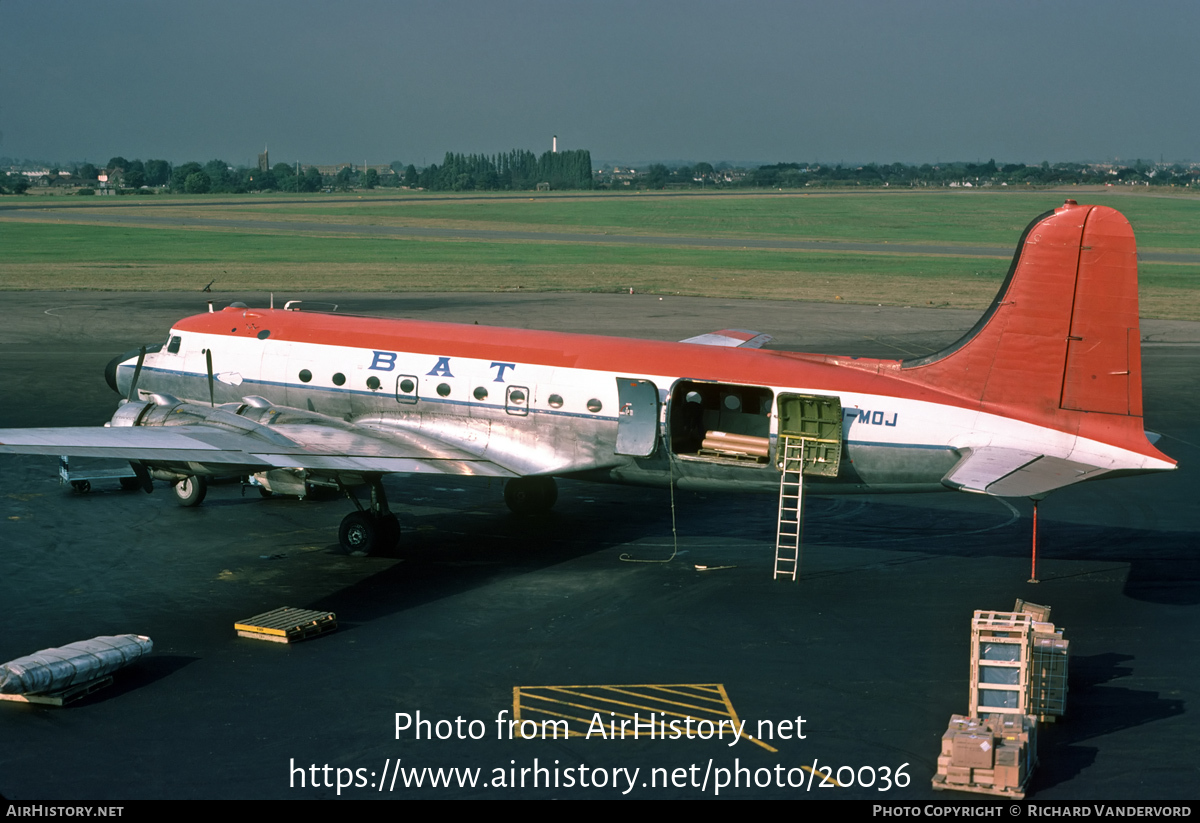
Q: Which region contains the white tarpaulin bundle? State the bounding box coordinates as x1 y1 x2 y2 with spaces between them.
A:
0 635 152 695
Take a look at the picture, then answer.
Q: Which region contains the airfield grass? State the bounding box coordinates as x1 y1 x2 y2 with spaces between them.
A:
3 190 1199 318
25 188 1200 251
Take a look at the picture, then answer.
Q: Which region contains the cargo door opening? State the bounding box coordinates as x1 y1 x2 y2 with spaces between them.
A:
668 381 773 465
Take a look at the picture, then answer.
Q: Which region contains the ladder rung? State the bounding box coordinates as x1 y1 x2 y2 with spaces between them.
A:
776 450 805 582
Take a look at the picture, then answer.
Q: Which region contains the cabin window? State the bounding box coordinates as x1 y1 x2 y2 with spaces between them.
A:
395 375 418 404
505 386 529 416
548 394 564 409
366 376 381 391
333 373 346 386
167 336 182 354
474 386 488 401
587 399 603 413
437 383 451 397
299 369 312 383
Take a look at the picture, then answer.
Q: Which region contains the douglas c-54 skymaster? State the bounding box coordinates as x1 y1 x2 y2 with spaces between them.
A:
0 202 1176 556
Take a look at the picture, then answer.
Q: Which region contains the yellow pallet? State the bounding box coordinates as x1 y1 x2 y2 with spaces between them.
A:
235 607 337 644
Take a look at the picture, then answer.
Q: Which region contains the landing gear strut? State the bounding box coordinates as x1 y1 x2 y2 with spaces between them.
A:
338 476 399 554
504 476 558 515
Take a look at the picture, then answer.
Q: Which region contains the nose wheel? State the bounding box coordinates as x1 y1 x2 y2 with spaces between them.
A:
338 477 400 554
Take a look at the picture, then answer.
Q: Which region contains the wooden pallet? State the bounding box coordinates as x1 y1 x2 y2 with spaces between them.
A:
235 607 337 644
695 448 768 464
931 772 1027 800
0 675 114 706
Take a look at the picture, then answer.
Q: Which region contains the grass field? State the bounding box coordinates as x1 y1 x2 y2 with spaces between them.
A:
2 189 1197 318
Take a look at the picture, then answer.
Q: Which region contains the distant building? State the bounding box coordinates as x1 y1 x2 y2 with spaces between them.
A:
309 163 396 177
258 149 269 172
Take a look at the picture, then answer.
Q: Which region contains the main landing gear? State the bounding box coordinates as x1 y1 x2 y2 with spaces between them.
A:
172 475 208 507
503 476 558 516
338 476 400 555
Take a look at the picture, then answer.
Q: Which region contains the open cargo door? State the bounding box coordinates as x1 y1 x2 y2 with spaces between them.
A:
777 393 843 477
615 377 660 457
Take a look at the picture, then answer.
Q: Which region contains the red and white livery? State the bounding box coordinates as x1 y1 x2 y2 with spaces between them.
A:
0 202 1175 553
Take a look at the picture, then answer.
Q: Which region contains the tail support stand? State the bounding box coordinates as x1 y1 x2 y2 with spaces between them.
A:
1028 499 1040 584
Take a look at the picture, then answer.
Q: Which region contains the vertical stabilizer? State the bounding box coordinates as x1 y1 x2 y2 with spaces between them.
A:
899 202 1164 460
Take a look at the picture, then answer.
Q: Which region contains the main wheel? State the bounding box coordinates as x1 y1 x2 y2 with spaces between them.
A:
504 476 558 515
172 475 208 507
339 510 378 554
70 480 91 494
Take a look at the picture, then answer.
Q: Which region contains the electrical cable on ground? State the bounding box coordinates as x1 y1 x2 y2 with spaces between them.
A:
620 455 679 564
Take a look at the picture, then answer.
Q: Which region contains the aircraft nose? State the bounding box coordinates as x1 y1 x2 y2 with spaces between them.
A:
105 345 159 395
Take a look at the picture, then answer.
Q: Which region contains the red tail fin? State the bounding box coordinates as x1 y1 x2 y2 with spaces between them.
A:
900 201 1163 458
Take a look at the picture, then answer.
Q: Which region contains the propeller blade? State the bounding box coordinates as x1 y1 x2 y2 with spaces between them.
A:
129 461 154 494
205 348 215 407
127 346 146 401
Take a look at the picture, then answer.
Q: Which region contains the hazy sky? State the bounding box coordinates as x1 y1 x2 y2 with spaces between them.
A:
3 0 1198 168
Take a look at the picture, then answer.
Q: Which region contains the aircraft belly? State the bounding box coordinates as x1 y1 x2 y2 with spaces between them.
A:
842 441 959 488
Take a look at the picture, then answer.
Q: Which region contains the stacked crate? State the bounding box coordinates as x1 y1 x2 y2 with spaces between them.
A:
933 601 1065 798
1011 599 1069 720
933 713 1037 797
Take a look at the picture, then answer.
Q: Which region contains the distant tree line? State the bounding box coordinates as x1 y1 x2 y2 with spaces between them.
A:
409 149 593 191
7 151 1198 195
614 158 1200 190
0 147 594 195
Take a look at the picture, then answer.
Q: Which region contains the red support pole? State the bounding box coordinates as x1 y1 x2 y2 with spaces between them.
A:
1029 500 1040 584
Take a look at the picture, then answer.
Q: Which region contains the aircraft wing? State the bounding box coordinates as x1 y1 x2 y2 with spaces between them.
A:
941 446 1110 497
679 328 773 348
0 420 517 477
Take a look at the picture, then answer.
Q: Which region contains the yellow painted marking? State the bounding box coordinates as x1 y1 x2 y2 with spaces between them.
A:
641 684 728 704
513 683 778 753
538 686 720 722
232 623 287 636
598 685 728 713
712 683 777 753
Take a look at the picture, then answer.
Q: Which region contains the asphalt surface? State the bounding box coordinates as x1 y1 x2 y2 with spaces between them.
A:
0 291 1197 800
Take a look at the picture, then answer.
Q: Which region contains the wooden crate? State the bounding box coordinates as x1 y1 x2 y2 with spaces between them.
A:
1029 633 1069 720
969 611 1032 718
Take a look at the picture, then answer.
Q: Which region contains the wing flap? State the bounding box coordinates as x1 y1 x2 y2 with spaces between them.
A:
942 446 1108 497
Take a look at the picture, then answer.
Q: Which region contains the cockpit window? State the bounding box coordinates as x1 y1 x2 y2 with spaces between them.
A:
167 336 182 354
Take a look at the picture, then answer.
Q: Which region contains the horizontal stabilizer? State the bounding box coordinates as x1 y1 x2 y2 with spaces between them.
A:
942 446 1109 498
679 328 773 348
